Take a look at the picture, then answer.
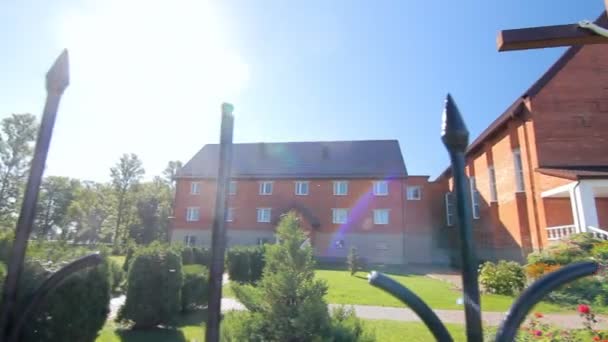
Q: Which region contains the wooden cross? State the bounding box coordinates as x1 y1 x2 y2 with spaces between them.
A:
497 3 608 51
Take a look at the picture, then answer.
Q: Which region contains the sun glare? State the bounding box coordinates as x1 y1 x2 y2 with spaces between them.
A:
56 0 249 112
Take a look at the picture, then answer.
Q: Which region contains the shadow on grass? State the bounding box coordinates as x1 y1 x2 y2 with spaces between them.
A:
176 308 208 327
116 328 187 342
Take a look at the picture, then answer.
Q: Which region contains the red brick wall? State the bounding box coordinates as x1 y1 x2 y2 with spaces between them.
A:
543 198 574 227
597 198 608 228
531 45 608 167
404 176 433 234
172 177 407 234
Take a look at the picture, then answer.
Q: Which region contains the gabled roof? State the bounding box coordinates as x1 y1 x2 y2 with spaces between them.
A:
537 166 608 180
177 140 408 179
438 12 607 180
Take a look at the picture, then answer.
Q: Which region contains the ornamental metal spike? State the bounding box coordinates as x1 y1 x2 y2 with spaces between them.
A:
46 49 70 95
441 93 469 153
0 49 74 339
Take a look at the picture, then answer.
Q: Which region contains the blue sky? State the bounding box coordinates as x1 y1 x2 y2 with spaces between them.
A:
0 0 604 181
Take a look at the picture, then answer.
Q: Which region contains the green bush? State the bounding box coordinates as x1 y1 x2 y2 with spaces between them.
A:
109 259 126 294
117 244 183 328
347 247 362 276
592 241 608 261
223 212 372 341
0 230 14 263
226 245 265 283
181 264 209 311
329 306 375 341
122 241 137 271
19 258 111 342
479 260 525 296
181 246 195 265
193 247 211 266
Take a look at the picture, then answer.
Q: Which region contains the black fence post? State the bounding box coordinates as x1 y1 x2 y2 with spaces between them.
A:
205 103 234 342
441 94 482 342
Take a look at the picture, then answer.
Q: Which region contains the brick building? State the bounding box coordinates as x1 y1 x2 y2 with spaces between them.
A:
171 140 443 264
434 43 608 263
171 43 608 265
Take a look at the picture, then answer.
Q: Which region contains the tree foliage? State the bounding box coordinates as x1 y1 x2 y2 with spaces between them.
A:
0 113 37 226
34 176 80 239
110 153 145 245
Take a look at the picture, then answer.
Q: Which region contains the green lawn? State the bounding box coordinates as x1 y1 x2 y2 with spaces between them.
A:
96 311 464 342
183 264 206 274
367 320 466 342
96 310 207 342
317 269 564 313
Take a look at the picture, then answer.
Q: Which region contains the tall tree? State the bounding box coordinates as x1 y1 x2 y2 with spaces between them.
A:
35 176 80 239
128 177 172 244
0 113 38 226
67 181 115 243
162 160 182 191
110 153 144 245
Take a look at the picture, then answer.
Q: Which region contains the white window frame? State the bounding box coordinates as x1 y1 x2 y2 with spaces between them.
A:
373 209 390 225
229 181 237 195
190 182 201 195
332 208 348 224
445 192 454 226
183 235 196 247
333 181 348 196
488 166 498 203
259 181 273 195
470 177 480 219
406 186 422 200
373 181 389 196
226 208 235 222
334 240 345 249
295 181 309 195
186 207 200 222
257 208 271 223
513 149 525 192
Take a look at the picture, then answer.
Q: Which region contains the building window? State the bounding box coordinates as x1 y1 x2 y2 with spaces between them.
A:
257 208 271 223
226 208 234 222
513 149 525 192
332 208 348 224
186 207 200 222
183 235 196 247
259 181 273 195
229 181 237 195
376 242 389 250
407 186 422 200
295 181 309 195
445 192 454 226
488 166 498 202
373 181 388 196
334 240 345 249
333 181 348 196
373 209 390 225
470 177 480 219
190 182 201 194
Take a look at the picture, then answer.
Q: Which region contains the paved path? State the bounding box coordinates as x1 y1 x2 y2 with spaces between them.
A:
220 298 608 329
109 295 607 329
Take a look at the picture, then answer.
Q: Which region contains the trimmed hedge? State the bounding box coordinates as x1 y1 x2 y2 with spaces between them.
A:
479 260 525 296
182 264 209 311
226 246 265 283
181 246 211 266
117 244 183 328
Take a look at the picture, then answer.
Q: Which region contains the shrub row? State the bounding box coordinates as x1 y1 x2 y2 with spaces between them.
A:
225 245 265 283
180 246 211 266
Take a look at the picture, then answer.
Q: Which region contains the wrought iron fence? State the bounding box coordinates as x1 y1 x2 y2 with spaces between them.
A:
0 51 601 342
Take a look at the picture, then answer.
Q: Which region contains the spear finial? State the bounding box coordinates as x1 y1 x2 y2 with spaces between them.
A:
46 49 70 94
441 93 469 153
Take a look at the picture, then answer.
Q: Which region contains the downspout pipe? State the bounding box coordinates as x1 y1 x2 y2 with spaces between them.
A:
571 181 582 233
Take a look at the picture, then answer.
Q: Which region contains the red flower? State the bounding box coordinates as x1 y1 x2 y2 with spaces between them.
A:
578 304 591 314
534 312 543 318
533 330 542 336
593 336 601 341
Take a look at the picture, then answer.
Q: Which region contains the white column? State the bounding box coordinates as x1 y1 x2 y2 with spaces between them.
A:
571 181 599 232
